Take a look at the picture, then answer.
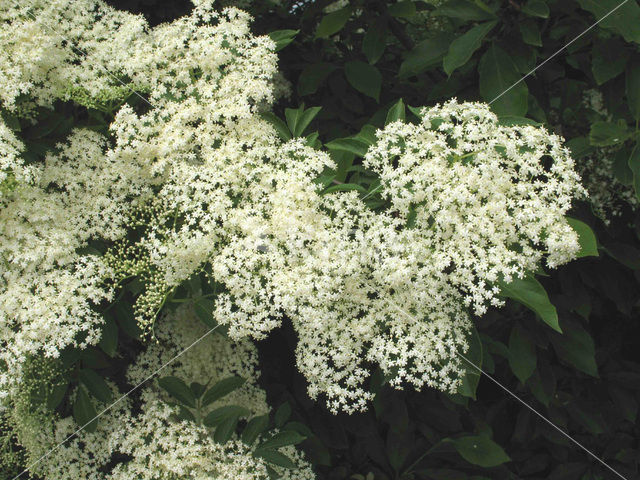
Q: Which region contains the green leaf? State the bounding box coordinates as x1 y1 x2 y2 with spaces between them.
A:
592 39 629 85
202 376 246 407
604 242 640 269
407 105 424 119
519 19 542 46
344 61 382 102
576 0 640 44
274 402 291 428
325 137 370 157
254 449 298 469
479 44 528 116
265 465 280 478
444 21 497 76
281 421 313 437
385 99 406 124
268 29 299 51
527 359 555 406
214 415 239 443
362 20 387 64
353 124 378 146
458 326 483 399
298 63 337 96
330 150 353 184
78 369 112 403
80 348 110 370
158 376 196 408
566 136 593 159
549 318 598 377
508 324 537 383
204 405 251 427
47 382 68 410
628 142 640 200
285 106 322 137
613 153 638 190
300 436 331 467
242 414 269 444
497 115 541 126
499 274 561 332
306 131 321 149
388 1 417 17
627 59 640 121
566 217 599 258
113 302 142 340
258 430 306 450
316 7 352 38
98 315 118 357
176 405 196 422
589 121 629 146
434 0 497 21
193 298 217 329
261 112 292 141
73 387 98 433
399 33 454 78
451 436 510 467
521 0 549 18
190 382 206 399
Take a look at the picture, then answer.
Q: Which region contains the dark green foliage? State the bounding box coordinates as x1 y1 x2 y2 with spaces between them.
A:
499 274 561 333
73 387 98 433
158 376 197 408
201 376 246 407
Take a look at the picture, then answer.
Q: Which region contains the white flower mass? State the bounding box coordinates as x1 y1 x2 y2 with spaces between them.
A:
0 0 588 477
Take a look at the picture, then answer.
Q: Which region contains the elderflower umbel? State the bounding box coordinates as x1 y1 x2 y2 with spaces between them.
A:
6 306 315 480
365 99 585 313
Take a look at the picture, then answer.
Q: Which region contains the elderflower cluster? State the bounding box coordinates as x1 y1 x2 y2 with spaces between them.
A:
1 0 279 114
0 118 34 203
1 0 587 425
127 305 269 416
0 0 281 389
258 190 470 412
6 306 315 480
365 100 585 312
0 131 117 393
268 100 585 412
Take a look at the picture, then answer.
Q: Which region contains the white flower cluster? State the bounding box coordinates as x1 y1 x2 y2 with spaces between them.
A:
269 101 584 412
6 306 315 480
0 118 34 203
265 191 471 412
364 100 585 313
0 0 586 424
1 0 285 115
128 305 269 416
0 0 283 389
0 130 117 395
